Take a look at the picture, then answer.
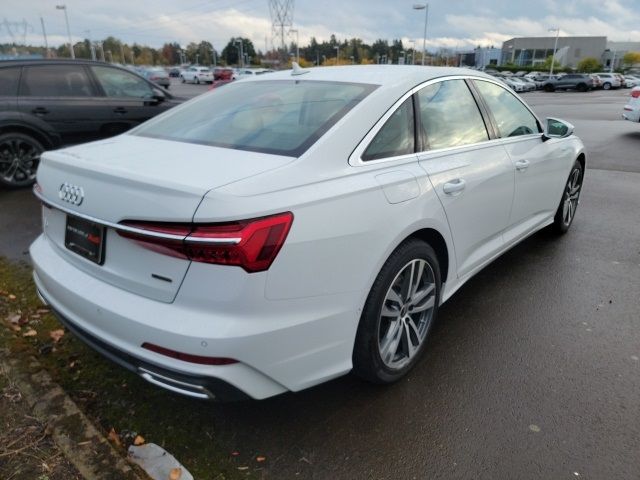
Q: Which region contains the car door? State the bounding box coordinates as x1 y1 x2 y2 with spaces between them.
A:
17 64 113 145
90 65 171 133
417 79 515 279
472 79 574 244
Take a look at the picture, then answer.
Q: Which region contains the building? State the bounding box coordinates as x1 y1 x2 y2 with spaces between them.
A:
474 47 501 68
603 41 640 70
501 36 607 68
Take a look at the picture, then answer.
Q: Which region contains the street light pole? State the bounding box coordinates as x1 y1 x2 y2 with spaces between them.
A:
548 27 560 76
334 45 339 65
56 5 74 59
290 29 299 63
413 4 428 66
40 17 49 57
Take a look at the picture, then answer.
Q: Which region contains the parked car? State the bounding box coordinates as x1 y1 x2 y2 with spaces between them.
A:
499 76 526 92
614 73 626 88
594 72 621 90
180 66 213 84
542 74 596 92
140 67 171 89
212 67 234 80
624 75 640 88
623 87 640 122
233 68 273 80
30 66 585 401
0 59 182 187
515 77 536 91
168 67 181 78
208 79 233 90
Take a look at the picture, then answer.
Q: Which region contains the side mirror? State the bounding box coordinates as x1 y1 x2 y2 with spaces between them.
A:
542 117 574 141
145 88 166 105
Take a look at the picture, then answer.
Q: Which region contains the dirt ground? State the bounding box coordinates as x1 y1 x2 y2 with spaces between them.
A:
0 364 82 480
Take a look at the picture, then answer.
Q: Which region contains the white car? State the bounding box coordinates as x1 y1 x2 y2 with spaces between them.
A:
180 66 213 84
30 66 586 401
623 86 640 122
594 72 621 90
624 75 640 88
233 68 273 80
499 76 526 92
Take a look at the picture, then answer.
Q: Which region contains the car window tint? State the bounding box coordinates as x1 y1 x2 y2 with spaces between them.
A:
417 80 488 150
474 80 540 138
0 68 20 96
362 98 414 161
133 80 376 157
91 66 153 99
21 65 95 97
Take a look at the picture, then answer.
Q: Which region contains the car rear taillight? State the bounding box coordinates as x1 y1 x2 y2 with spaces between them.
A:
631 90 640 98
142 343 238 365
117 212 293 272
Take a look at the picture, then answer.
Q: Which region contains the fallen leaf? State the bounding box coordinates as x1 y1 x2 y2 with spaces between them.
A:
133 435 145 446
256 456 266 463
107 428 122 448
7 314 21 324
69 361 76 369
237 466 249 471
9 324 21 332
231 451 240 456
8 294 16 300
23 328 37 337
37 308 50 314
169 467 182 480
30 314 41 319
49 329 65 343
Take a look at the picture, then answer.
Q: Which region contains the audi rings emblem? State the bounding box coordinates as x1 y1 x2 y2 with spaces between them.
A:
58 182 85 206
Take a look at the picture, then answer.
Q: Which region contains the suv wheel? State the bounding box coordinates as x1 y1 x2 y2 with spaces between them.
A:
544 84 555 92
0 132 43 188
603 82 611 90
180 76 185 83
353 239 441 384
577 83 588 92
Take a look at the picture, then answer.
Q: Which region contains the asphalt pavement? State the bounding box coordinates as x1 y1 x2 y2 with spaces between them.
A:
1 82 639 479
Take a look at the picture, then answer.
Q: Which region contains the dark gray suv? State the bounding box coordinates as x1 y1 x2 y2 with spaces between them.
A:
0 59 181 187
542 74 597 93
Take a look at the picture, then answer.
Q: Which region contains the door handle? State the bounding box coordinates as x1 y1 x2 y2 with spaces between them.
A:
113 107 128 114
515 159 530 171
32 107 49 115
443 178 466 195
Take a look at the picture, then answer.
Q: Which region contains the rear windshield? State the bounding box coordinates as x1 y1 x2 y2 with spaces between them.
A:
133 80 377 156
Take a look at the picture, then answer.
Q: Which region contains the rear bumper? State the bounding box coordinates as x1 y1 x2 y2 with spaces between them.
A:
30 234 360 400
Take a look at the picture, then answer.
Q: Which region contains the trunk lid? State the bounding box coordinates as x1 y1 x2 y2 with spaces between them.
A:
36 134 293 302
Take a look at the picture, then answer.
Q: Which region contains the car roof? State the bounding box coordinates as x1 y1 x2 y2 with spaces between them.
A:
0 59 123 68
247 65 494 98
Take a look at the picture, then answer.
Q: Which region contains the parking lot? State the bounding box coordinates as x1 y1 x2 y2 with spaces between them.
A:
1 84 639 479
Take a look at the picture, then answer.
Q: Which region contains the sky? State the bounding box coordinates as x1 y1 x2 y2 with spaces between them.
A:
1 0 639 52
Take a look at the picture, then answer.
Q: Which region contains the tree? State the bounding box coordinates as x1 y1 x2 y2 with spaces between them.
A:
622 51 640 67
542 55 562 70
221 37 257 66
577 57 601 73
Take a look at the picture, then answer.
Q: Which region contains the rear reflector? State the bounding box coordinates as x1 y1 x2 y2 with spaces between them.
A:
142 342 238 365
631 90 640 98
117 212 293 272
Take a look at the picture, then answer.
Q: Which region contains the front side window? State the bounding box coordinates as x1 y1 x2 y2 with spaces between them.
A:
21 65 95 97
417 80 489 150
91 66 153 99
133 80 376 157
362 98 414 161
474 80 540 138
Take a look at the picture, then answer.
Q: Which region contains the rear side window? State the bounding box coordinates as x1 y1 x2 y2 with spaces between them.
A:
474 80 540 138
0 68 20 96
21 65 95 97
133 80 377 157
417 79 489 150
362 97 414 161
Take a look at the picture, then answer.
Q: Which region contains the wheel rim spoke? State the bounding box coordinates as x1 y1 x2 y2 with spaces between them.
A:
378 258 437 369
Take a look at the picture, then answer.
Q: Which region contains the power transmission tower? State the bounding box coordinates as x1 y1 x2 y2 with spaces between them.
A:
268 0 294 54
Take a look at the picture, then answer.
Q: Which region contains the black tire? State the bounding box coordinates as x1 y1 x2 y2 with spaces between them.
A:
603 82 611 90
195 77 200 84
180 76 185 83
552 159 584 234
577 83 587 92
353 239 441 384
544 84 555 92
0 132 44 188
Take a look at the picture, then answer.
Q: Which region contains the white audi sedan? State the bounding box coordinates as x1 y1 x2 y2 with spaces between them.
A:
623 87 640 123
30 66 586 401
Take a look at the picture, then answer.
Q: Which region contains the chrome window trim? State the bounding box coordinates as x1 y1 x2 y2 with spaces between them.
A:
350 74 543 167
33 186 241 245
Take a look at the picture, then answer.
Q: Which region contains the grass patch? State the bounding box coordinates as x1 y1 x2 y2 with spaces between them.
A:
0 258 261 479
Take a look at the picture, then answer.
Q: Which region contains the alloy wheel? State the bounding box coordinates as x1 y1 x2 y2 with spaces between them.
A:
378 259 436 370
0 136 41 187
562 167 582 226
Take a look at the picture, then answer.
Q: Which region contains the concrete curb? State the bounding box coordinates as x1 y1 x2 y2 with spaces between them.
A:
1 353 145 480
